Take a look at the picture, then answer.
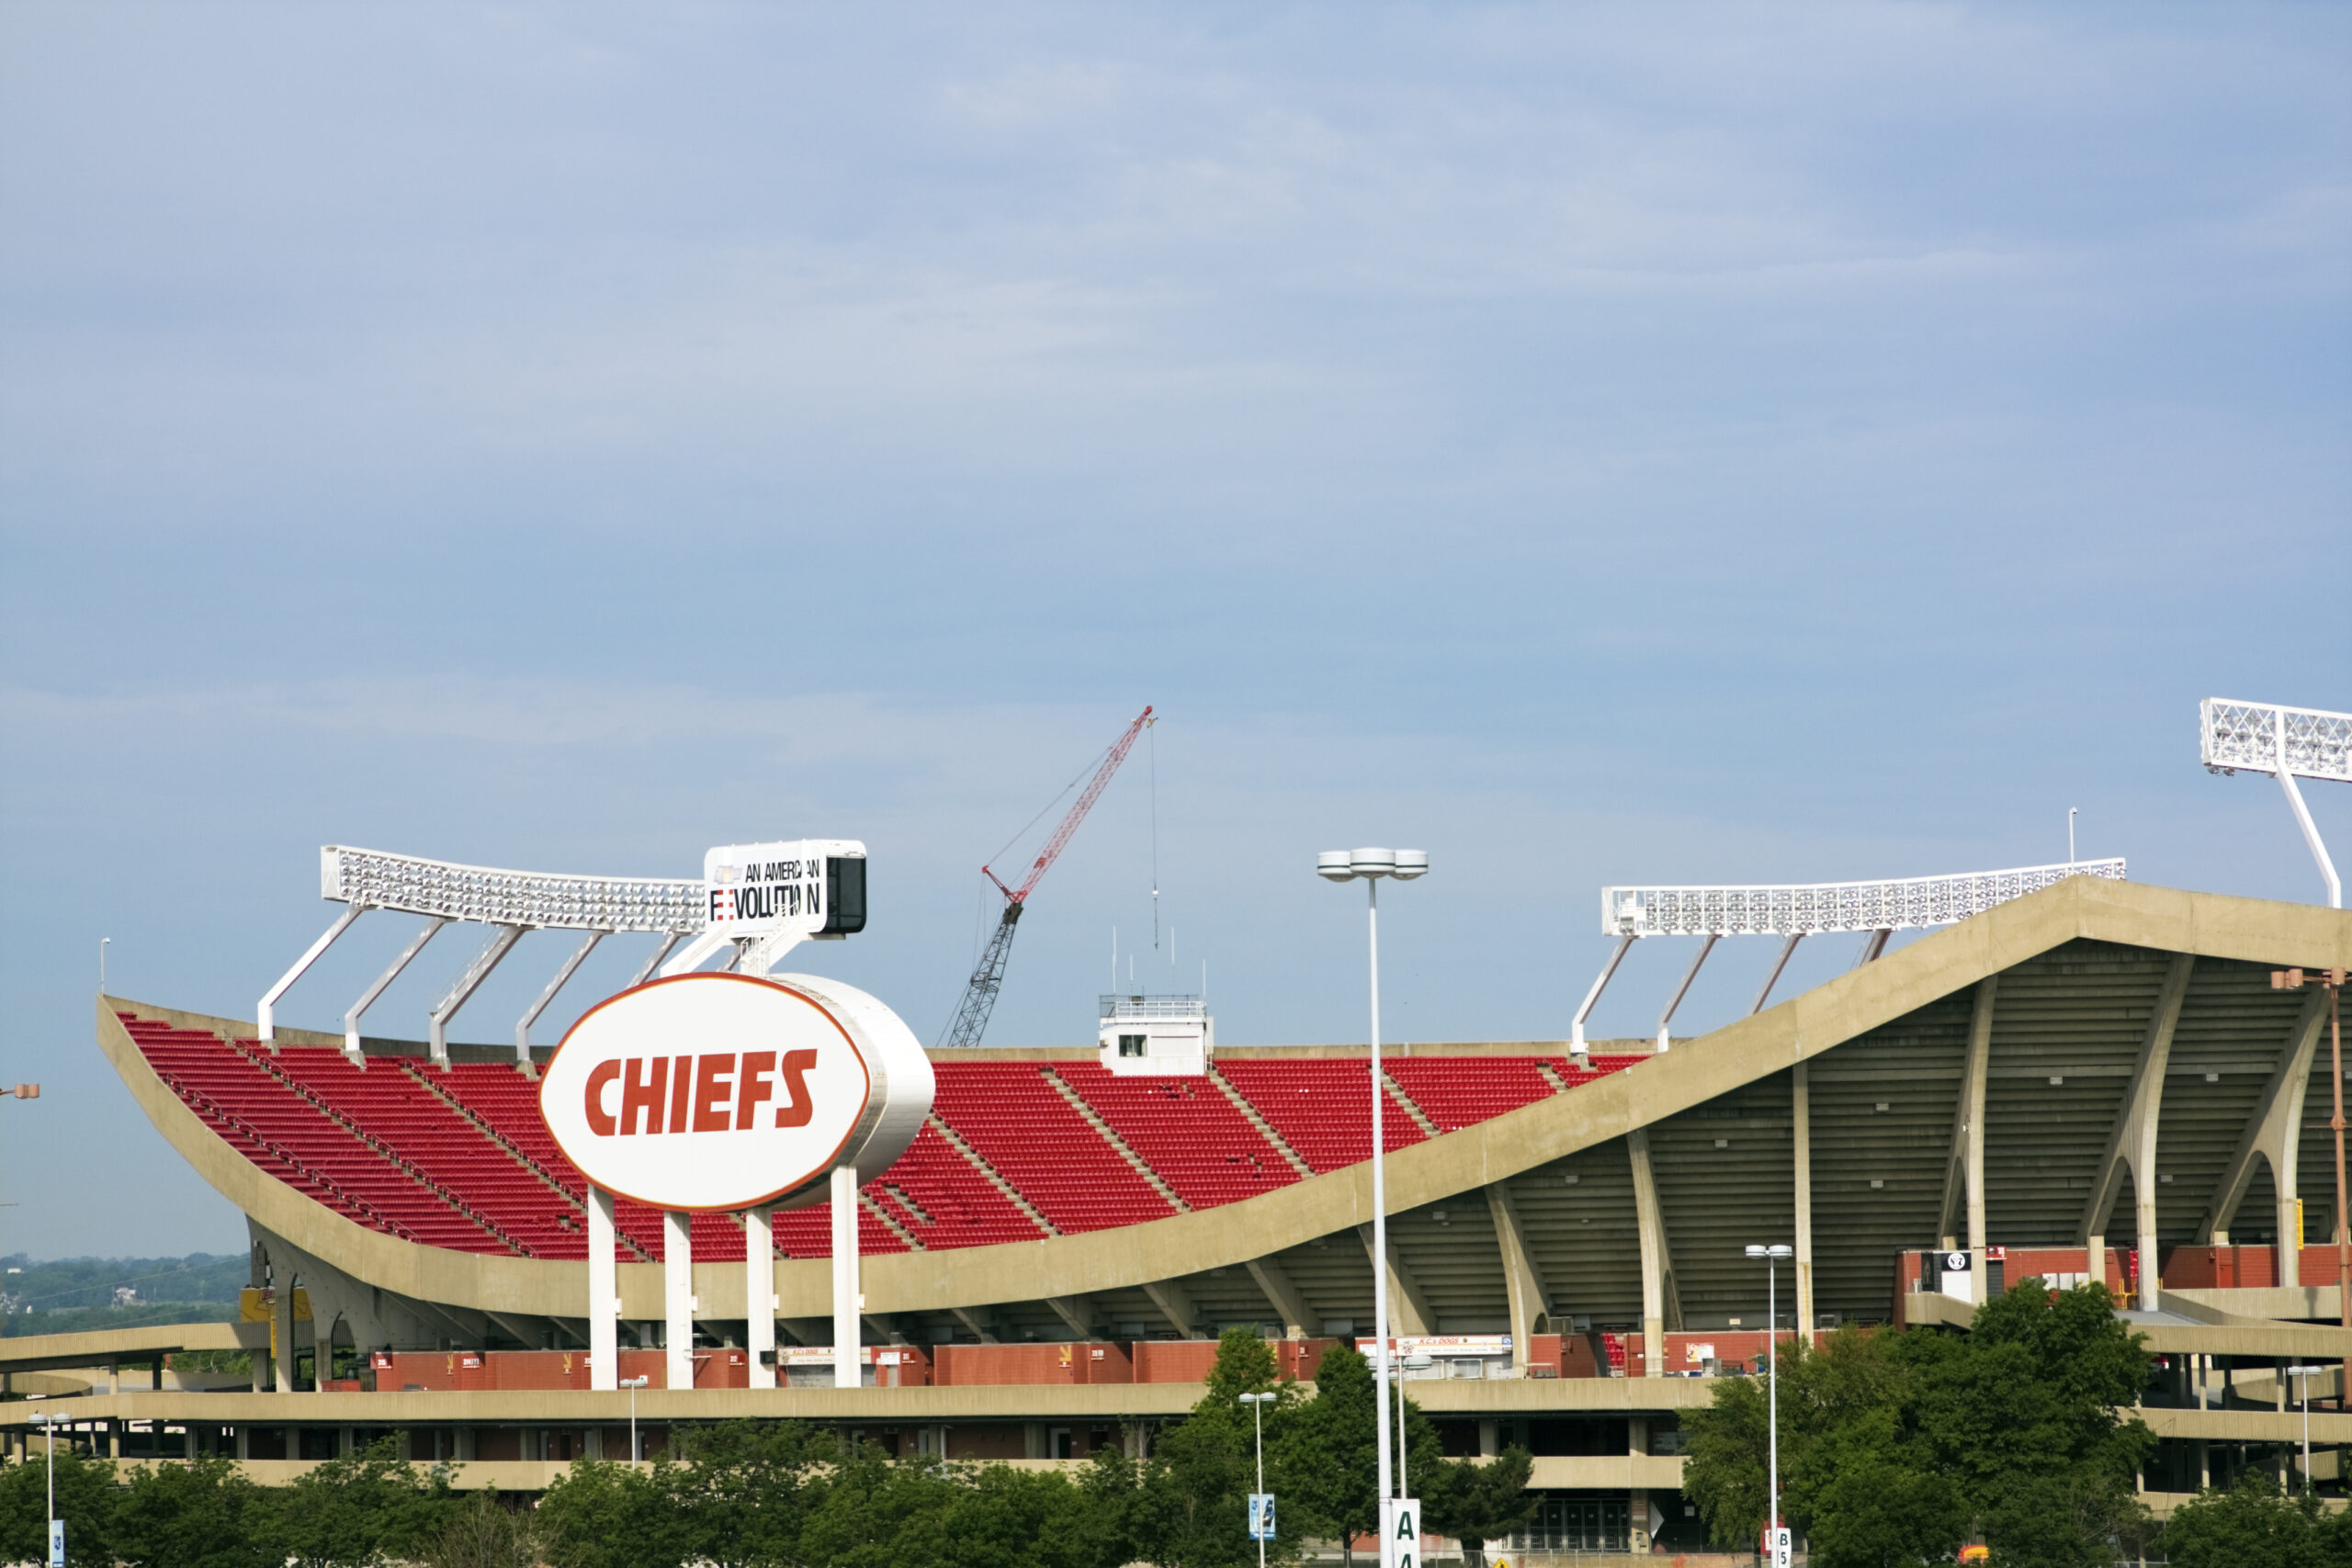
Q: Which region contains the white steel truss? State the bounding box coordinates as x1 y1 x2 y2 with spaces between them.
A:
1599 858 2125 939
2201 699 2352 784
1571 858 2126 1055
320 845 703 932
261 846 706 1048
2201 697 2349 909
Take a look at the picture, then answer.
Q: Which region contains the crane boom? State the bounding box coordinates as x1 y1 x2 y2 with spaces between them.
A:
941 705 1153 1047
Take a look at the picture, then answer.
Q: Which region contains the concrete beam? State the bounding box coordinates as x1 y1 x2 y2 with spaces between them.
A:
2198 987 2330 1283
1242 1259 1316 1341
1044 1297 1097 1339
1140 1281 1201 1339
947 1307 1000 1345
1357 1225 1434 1337
1483 1183 1552 1369
1627 1130 1679 1375
2079 956 2195 1310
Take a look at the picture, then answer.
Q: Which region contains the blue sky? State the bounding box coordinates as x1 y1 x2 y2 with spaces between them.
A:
3 3 2346 1257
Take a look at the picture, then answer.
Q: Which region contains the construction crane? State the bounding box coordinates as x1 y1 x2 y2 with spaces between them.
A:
939 705 1154 1047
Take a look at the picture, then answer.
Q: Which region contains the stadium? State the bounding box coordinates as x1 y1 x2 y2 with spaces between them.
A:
2 829 2348 1558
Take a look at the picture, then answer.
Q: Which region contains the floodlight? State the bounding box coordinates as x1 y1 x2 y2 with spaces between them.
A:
2200 698 2349 908
1391 850 1429 881
1317 851 1355 882
1350 847 1397 878
1573 857 2126 1053
1602 859 2125 940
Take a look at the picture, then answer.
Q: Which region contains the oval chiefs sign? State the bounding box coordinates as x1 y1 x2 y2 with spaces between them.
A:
539 972 933 1213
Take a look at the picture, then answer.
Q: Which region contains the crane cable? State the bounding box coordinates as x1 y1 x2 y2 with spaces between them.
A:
1150 718 1160 950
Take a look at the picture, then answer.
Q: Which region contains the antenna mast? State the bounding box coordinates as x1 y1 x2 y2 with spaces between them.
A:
939 705 1155 1047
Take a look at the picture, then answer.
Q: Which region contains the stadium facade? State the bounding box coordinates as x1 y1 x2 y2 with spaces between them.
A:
6 874 2352 1558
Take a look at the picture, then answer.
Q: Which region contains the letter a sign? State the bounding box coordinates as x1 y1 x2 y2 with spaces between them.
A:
1382 1497 1419 1568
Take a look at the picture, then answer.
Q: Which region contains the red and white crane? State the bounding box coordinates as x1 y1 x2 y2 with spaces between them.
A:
939 705 1153 1047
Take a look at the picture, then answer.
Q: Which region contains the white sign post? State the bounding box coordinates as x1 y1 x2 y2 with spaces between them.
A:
1771 1525 1792 1568
540 969 931 1392
1381 1497 1419 1568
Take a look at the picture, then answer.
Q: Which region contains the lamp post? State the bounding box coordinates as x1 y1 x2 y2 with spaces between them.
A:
1239 1391 1277 1567
31 1410 61 1567
2287 1365 2323 1489
1746 1243 1794 1566
1317 844 1427 1550
1392 1350 1432 1512
620 1374 649 1467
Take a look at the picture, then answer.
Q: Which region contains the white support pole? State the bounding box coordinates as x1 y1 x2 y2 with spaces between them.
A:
629 932 684 988
517 931 605 1061
587 1188 618 1392
745 1205 776 1390
663 1210 695 1390
1571 934 1637 1055
259 907 363 1045
1751 934 1804 1016
661 927 733 979
429 924 526 1063
1368 878 1392 1515
2278 713 2343 909
345 918 447 1058
831 1166 861 1389
1655 934 1718 1052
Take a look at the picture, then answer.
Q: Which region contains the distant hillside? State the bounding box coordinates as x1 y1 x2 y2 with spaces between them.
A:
0 1253 245 1337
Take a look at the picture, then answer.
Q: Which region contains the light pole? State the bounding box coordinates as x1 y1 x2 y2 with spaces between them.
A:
31 1409 61 1567
620 1374 649 1467
1239 1391 1277 1566
1746 1243 1794 1566
1317 844 1427 1545
1391 1350 1432 1512
2287 1365 2323 1489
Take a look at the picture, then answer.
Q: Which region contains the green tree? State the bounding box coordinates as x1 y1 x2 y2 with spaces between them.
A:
112 1453 279 1568
793 1439 960 1568
1120 1329 1309 1568
272 1437 462 1568
536 1453 695 1568
1686 1286 2154 1568
1905 1280 2154 1567
662 1420 835 1567
1419 1444 1536 1568
418 1492 545 1568
0 1441 118 1568
939 1462 1114 1568
1278 1343 1444 1568
2156 1472 2346 1568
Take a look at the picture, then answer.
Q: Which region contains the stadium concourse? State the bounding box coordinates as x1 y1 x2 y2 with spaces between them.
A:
5 876 2352 1558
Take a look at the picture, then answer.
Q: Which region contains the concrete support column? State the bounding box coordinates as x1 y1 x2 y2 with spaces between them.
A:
587 1188 618 1392
272 1288 295 1393
745 1204 776 1390
1628 1130 1672 1378
1793 1061 1815 1337
663 1210 695 1390
831 1166 862 1389
1964 981 1995 1304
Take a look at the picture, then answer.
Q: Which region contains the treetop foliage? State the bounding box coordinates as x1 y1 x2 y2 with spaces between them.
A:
1683 1280 2159 1568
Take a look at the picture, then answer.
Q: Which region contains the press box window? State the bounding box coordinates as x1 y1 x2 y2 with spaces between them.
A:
823 856 867 935
1118 1034 1148 1058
